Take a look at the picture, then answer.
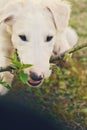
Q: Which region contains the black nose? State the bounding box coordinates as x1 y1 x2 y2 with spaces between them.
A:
30 72 43 81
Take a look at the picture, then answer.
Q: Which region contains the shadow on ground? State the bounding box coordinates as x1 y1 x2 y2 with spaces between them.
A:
0 87 68 130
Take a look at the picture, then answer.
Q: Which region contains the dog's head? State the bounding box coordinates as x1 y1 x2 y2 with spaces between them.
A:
0 0 70 86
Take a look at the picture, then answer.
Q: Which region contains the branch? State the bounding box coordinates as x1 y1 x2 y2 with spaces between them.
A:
0 66 15 73
50 43 87 63
0 43 87 73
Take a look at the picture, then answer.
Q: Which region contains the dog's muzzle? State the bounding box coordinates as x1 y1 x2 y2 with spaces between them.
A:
28 71 44 87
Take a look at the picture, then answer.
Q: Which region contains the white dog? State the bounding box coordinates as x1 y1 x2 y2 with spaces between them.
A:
0 0 77 95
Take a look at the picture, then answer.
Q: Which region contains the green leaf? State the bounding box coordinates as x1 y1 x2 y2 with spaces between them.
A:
12 51 19 62
0 77 3 82
81 108 87 113
10 64 18 70
59 81 65 86
8 51 18 63
0 80 12 90
7 51 33 72
45 89 50 94
44 78 50 84
19 71 28 84
82 96 87 100
80 57 87 62
23 64 32 69
64 53 72 61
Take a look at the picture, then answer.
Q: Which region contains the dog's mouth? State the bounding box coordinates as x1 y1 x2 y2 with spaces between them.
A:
28 78 43 87
27 72 44 87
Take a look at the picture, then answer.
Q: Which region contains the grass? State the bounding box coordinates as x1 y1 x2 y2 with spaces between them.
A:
12 0 87 129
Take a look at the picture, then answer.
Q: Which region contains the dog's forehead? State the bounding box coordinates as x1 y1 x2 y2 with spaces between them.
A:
14 7 55 33
18 6 51 23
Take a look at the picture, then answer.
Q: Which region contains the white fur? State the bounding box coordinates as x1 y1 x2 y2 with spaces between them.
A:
0 0 78 95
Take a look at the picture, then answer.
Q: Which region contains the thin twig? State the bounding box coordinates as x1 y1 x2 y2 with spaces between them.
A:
67 43 87 54
0 66 15 73
50 43 87 63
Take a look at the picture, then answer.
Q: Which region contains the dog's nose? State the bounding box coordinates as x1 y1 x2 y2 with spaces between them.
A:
30 71 43 81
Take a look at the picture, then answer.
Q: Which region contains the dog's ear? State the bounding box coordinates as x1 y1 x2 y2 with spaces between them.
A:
0 1 23 25
47 1 71 31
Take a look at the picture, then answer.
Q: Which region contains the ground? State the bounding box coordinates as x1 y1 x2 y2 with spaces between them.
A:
0 0 87 130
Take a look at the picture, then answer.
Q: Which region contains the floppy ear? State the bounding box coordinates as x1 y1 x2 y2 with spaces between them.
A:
0 1 23 25
47 1 71 31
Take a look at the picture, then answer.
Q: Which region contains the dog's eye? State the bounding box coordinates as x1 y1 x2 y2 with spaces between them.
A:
19 35 27 41
46 36 53 42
